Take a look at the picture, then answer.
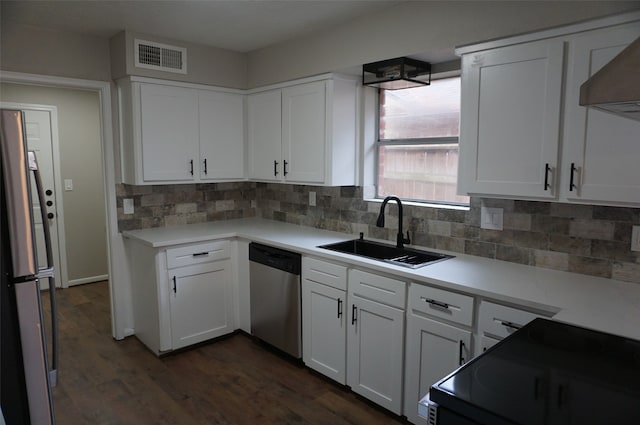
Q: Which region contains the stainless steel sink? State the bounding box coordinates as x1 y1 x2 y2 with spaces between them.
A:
318 239 453 269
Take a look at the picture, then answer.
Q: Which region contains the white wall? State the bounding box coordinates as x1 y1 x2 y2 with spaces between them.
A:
247 1 640 87
0 83 109 285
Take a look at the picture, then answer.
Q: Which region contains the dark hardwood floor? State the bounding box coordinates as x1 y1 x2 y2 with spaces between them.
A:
42 282 407 425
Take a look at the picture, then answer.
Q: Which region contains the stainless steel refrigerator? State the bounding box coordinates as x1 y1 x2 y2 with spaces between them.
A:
1 109 57 424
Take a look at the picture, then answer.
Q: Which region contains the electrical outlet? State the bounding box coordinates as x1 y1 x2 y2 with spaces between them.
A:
481 207 503 230
309 191 316 207
123 198 134 215
632 225 640 252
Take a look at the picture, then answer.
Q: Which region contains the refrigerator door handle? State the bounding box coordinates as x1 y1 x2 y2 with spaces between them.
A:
29 151 59 386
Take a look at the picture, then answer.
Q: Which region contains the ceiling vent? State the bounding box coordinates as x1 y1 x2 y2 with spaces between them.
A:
134 39 187 74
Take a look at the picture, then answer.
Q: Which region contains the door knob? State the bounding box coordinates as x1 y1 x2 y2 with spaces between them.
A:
46 189 53 196
47 212 54 219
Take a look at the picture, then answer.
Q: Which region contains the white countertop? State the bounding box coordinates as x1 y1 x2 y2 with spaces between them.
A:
123 218 640 341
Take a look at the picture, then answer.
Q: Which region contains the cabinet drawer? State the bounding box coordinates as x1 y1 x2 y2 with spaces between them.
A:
408 284 474 327
302 257 347 291
479 300 545 339
166 240 230 269
348 269 405 309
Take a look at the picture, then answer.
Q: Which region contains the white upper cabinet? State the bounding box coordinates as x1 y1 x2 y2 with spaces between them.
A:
457 15 640 206
247 89 283 181
561 23 640 205
139 84 200 182
198 90 245 180
458 40 564 199
118 77 246 185
282 81 327 183
247 75 358 186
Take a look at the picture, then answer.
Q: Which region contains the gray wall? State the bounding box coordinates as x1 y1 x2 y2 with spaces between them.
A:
1 83 109 284
3 2 637 87
110 31 248 89
0 21 112 81
247 1 640 87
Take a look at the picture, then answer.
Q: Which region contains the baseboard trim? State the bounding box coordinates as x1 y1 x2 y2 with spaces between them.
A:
68 274 109 286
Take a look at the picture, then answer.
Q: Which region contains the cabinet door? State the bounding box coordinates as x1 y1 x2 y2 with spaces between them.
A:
404 313 471 425
562 24 640 205
347 294 404 415
282 81 326 183
247 90 282 181
458 39 564 198
302 280 346 384
140 83 199 181
199 91 245 180
169 260 233 350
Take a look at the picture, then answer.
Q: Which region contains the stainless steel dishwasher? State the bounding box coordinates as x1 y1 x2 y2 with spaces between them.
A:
249 242 302 358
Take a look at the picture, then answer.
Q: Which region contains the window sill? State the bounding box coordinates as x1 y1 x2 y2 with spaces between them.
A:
364 197 470 211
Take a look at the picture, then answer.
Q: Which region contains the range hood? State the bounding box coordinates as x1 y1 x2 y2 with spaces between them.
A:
579 36 640 121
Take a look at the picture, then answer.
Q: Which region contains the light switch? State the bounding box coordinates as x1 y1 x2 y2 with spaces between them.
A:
309 191 316 207
123 198 134 215
481 207 503 230
64 179 73 191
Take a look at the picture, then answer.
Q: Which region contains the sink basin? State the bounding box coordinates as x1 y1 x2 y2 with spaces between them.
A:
318 239 453 269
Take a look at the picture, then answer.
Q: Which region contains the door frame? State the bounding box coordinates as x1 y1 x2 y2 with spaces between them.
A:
0 101 69 289
0 70 132 340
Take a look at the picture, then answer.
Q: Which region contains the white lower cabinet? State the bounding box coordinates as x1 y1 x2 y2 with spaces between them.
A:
347 270 406 415
169 260 233 350
404 283 473 425
302 257 348 384
127 238 235 355
477 300 550 356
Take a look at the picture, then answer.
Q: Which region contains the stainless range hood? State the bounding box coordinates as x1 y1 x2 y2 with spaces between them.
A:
579 36 640 121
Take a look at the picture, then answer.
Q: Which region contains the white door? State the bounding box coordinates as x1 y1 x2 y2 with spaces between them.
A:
561 23 640 204
247 89 282 181
302 280 346 384
198 90 245 180
139 83 199 182
404 313 471 425
282 81 326 183
458 39 564 198
22 109 64 289
347 294 404 415
169 260 233 350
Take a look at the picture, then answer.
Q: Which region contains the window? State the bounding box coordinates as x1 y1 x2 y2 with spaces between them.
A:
377 76 469 206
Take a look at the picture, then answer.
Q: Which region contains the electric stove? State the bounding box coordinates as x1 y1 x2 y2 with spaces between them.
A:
425 318 640 425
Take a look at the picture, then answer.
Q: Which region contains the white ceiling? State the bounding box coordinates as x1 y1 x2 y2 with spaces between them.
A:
1 0 403 53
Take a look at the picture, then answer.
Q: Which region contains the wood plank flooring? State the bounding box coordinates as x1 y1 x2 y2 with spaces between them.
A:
42 282 407 425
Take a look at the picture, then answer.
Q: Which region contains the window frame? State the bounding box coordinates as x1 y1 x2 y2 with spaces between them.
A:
374 75 468 207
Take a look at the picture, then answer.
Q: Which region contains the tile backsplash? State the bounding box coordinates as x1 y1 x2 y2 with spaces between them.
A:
117 182 640 284
116 182 256 231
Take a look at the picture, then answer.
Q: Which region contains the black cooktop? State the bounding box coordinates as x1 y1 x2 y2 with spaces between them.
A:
429 318 640 425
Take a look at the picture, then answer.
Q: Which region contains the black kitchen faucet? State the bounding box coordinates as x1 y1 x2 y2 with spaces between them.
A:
376 196 411 249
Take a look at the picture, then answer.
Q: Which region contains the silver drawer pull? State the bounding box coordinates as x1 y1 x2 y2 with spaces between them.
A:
423 298 449 310
192 252 209 257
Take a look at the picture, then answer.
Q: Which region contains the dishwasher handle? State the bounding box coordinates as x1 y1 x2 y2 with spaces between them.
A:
248 242 301 275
